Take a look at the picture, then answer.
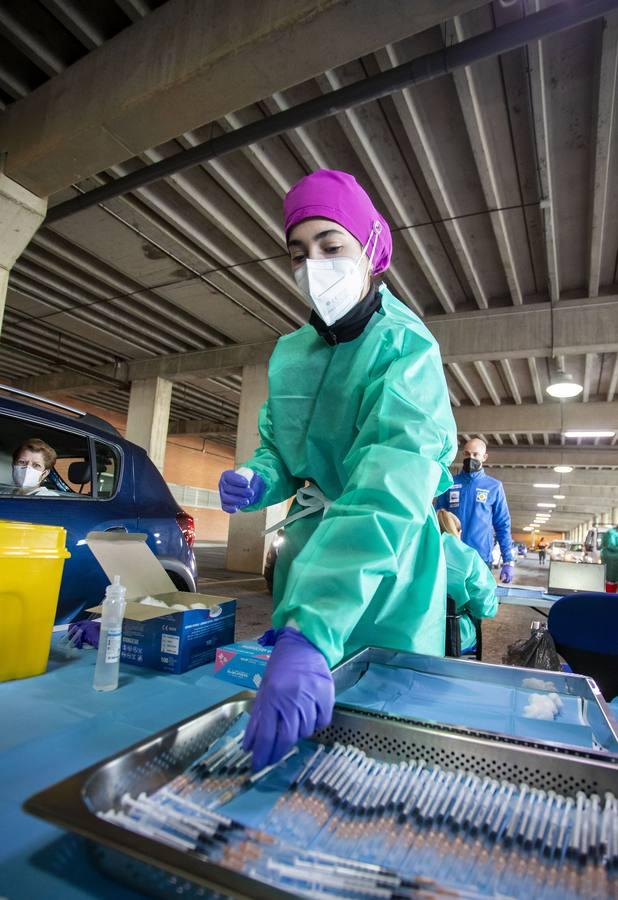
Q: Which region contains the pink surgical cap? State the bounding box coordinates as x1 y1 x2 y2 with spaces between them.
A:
283 169 392 275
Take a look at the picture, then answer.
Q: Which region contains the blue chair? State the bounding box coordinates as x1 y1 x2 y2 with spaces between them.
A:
548 592 618 701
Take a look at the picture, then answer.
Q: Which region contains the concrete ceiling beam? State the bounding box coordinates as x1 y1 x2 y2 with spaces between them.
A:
525 0 560 302
455 446 618 466
0 0 486 197
588 12 618 297
449 13 524 306
504 485 618 503
14 295 618 394
454 399 618 433
377 42 489 310
427 296 618 363
320 66 459 315
485 467 618 487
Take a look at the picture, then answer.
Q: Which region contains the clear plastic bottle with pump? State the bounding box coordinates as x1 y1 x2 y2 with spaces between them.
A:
93 575 127 692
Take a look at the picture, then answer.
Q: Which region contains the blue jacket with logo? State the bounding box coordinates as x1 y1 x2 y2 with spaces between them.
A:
435 469 514 566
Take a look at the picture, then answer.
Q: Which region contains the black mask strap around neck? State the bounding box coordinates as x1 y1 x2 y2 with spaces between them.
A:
310 285 382 345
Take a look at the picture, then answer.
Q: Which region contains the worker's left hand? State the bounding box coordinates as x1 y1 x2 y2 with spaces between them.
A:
499 563 515 584
67 620 101 648
243 627 334 772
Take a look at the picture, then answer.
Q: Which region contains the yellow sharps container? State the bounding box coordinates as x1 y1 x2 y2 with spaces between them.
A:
0 520 70 681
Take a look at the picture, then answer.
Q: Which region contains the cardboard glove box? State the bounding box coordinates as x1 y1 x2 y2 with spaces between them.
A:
86 532 235 674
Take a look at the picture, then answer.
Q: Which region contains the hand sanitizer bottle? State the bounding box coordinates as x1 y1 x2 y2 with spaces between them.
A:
93 576 127 692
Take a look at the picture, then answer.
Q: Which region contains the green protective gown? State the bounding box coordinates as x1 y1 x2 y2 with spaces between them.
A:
601 527 618 583
243 287 457 667
441 533 498 652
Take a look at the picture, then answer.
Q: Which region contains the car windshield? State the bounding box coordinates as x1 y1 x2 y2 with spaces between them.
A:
568 544 583 551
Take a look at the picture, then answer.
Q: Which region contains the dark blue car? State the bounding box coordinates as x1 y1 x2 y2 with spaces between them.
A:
0 386 198 623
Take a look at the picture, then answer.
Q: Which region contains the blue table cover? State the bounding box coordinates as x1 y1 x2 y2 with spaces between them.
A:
2 639 612 899
0 637 240 899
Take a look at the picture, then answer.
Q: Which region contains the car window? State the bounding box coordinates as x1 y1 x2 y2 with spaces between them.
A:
0 413 91 500
94 441 120 499
53 453 93 496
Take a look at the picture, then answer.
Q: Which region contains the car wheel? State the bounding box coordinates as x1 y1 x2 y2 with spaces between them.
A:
166 571 190 591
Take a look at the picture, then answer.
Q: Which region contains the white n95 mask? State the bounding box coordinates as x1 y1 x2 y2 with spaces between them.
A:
13 465 42 489
294 223 380 327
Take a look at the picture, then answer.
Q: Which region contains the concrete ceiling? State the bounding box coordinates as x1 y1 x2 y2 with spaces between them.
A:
0 0 617 536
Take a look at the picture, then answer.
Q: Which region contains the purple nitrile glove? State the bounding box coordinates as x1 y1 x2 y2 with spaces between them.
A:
257 628 278 647
218 469 266 513
67 620 101 649
243 628 334 772
500 563 515 584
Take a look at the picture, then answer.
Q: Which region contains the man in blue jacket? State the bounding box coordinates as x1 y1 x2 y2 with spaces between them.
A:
436 437 515 584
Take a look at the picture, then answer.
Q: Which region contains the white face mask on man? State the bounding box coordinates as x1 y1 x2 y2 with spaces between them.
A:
294 224 380 327
13 465 43 489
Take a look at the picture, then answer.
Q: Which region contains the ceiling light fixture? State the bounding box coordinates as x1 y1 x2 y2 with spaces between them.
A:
554 465 573 474
537 502 556 508
563 430 615 438
545 305 583 397
553 494 565 499
533 483 560 489
546 371 583 399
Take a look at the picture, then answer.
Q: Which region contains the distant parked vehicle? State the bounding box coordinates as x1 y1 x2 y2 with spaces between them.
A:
564 542 585 563
584 525 613 564
548 540 569 562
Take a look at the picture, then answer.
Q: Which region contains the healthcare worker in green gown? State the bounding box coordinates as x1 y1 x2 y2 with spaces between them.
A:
218 169 457 770
437 509 498 653
601 525 618 592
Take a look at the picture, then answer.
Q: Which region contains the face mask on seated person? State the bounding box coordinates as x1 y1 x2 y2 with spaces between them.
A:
294 225 380 327
13 465 43 489
463 458 482 474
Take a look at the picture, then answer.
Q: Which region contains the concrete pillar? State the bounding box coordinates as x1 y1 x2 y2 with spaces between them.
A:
226 364 288 573
0 173 47 335
126 376 173 472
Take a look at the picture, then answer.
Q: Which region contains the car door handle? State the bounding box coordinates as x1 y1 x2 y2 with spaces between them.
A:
104 526 128 533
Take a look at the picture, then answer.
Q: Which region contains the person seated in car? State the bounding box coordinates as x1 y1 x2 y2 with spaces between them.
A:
0 438 59 496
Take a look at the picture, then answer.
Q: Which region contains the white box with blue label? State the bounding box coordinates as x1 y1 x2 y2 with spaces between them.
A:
86 532 235 674
214 641 272 689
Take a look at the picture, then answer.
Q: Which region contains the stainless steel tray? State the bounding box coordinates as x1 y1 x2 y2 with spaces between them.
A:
25 692 618 899
332 646 618 759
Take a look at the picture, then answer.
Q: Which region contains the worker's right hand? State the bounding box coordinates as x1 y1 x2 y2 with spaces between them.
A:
243 628 334 772
218 469 265 513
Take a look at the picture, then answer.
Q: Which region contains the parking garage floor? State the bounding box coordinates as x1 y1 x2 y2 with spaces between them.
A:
195 544 550 665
